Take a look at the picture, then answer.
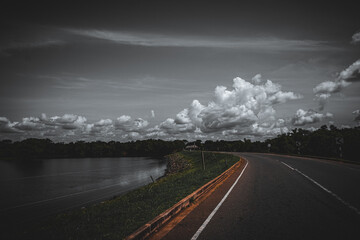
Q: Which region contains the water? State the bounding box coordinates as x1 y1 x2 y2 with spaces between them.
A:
0 157 167 226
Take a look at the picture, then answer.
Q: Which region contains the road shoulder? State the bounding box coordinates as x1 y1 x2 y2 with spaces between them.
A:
149 156 247 240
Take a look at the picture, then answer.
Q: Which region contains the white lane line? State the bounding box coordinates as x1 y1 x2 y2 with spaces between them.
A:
191 161 248 240
281 161 360 216
281 161 295 170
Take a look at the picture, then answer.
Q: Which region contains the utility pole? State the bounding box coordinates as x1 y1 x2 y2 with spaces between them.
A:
201 148 206 170
336 137 344 159
296 141 301 155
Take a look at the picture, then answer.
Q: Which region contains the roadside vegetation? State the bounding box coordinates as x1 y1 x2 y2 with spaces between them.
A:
19 151 239 240
0 139 185 160
203 125 360 162
1 125 359 163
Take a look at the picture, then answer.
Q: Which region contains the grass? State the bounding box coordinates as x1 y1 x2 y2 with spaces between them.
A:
22 151 239 240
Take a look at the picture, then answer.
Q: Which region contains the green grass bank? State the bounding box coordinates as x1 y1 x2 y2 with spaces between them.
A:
23 151 239 240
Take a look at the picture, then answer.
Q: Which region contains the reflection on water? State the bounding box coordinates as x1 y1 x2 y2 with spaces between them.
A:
0 157 167 211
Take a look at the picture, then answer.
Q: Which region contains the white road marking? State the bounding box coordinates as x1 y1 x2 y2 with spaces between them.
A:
281 161 360 215
281 161 295 170
191 161 248 240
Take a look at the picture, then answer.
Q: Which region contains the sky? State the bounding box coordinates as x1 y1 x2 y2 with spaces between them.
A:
0 1 360 142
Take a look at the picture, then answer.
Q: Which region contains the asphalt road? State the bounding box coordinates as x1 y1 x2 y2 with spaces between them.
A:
161 153 360 240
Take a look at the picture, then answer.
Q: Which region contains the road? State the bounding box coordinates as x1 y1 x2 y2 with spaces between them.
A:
160 153 360 240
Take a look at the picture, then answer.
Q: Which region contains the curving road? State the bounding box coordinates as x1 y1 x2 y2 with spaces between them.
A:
160 153 360 240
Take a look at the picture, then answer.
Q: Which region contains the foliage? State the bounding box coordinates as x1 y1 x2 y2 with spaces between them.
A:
202 125 360 162
0 139 185 160
1 125 359 162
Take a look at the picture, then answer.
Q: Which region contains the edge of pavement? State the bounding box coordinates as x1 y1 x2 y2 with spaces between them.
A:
125 155 246 240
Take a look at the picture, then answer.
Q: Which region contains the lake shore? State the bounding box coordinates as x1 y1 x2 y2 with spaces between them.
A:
10 151 239 240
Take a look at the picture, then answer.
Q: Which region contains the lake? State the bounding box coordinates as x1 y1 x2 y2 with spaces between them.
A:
0 157 167 229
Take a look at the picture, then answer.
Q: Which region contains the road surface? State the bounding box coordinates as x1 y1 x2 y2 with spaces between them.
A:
160 153 360 240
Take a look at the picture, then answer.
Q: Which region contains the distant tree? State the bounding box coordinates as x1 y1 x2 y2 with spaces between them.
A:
1 126 360 162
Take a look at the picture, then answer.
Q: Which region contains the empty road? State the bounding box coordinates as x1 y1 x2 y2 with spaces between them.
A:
160 153 360 240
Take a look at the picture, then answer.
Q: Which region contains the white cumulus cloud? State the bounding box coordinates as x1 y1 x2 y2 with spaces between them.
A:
115 115 149 133
15 117 46 131
338 59 360 82
313 80 350 94
291 109 333 126
39 113 88 130
313 59 360 110
86 119 113 135
251 73 263 84
153 76 301 138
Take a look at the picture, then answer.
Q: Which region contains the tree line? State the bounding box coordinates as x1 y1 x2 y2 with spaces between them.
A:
201 125 359 162
0 139 185 160
0 125 359 162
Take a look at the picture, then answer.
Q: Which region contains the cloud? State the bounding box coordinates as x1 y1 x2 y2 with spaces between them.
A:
313 80 350 94
0 40 65 56
86 119 113 135
291 109 333 126
251 74 263 84
353 110 360 122
153 76 301 138
313 59 360 110
15 117 46 131
0 113 153 142
352 32 360 44
159 118 196 134
338 59 360 82
67 29 333 51
115 115 149 133
316 93 331 111
0 117 21 133
0 75 324 142
40 113 88 130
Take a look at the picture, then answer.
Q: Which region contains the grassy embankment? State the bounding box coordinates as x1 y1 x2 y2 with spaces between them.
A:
25 151 239 240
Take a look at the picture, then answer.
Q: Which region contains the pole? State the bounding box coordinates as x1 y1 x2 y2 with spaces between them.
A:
201 150 205 170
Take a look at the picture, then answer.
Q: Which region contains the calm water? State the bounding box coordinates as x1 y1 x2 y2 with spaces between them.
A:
0 157 166 225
